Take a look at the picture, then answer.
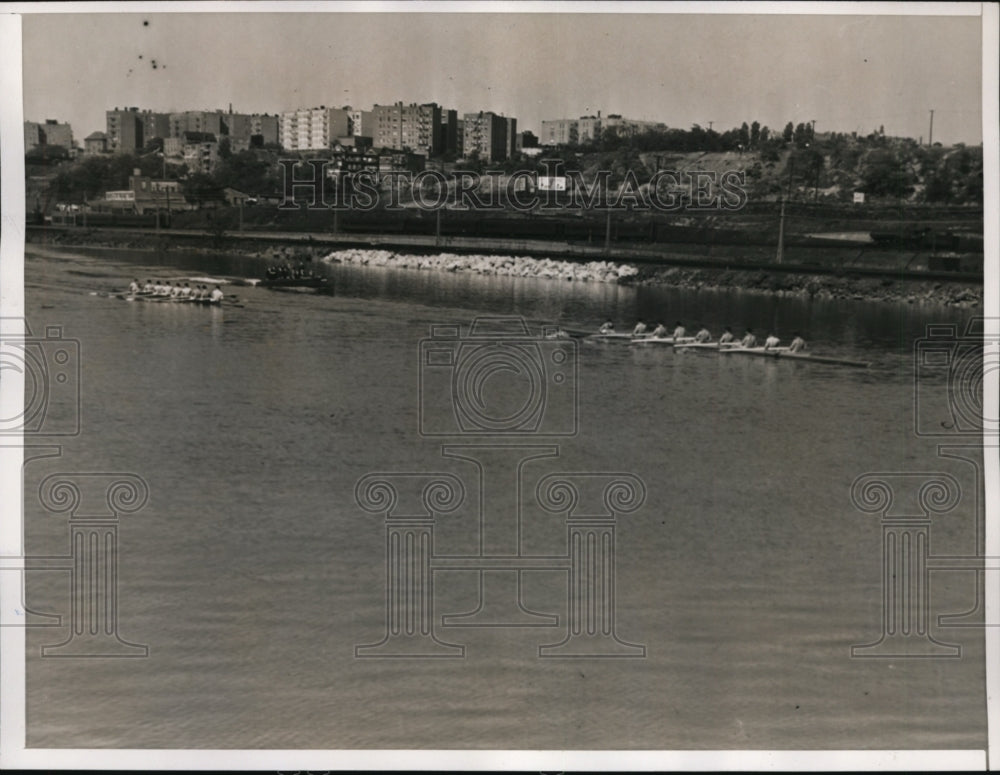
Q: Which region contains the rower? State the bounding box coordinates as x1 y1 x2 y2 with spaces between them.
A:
545 326 570 340
128 279 140 295
694 324 712 343
740 328 757 348
632 320 648 337
789 333 807 353
599 319 615 334
180 283 192 299
718 326 735 344
210 285 225 303
763 332 781 350
142 279 154 294
200 285 210 300
672 321 686 340
651 321 668 338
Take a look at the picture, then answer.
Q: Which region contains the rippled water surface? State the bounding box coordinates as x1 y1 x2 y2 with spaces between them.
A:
22 243 985 749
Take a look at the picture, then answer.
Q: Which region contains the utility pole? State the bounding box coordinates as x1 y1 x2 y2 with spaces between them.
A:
707 120 714 132
776 198 785 265
928 109 934 146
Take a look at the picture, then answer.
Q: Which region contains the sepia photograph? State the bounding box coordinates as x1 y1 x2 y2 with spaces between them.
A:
1 1 997 770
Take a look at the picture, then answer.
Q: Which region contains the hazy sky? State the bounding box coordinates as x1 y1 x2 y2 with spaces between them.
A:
20 8 985 145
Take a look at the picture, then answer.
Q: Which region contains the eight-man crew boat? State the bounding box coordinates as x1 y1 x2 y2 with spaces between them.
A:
117 281 228 305
591 321 871 367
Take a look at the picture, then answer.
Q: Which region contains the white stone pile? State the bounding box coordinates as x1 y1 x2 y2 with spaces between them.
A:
321 248 639 283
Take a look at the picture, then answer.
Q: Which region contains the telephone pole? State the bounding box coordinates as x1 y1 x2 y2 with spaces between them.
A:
928 109 934 146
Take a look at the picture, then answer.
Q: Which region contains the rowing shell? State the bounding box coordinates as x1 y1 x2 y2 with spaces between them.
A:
739 349 871 368
629 336 697 346
674 342 743 351
118 294 223 306
678 343 869 367
585 332 635 341
722 346 792 355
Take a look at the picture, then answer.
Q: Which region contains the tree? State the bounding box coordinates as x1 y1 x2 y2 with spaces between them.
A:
738 122 750 149
861 148 915 198
750 121 760 148
782 122 794 144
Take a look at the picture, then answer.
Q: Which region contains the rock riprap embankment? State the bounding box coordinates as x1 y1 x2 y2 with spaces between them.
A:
321 249 640 283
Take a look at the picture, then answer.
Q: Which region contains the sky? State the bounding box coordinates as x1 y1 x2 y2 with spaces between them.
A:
19 6 986 146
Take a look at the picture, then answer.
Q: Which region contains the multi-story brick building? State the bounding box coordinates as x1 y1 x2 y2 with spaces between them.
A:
141 111 171 143
373 102 442 156
540 119 579 146
24 121 44 152
462 111 510 162
183 139 220 175
577 115 602 144
250 114 279 146
505 116 518 159
439 109 459 157
106 108 144 153
169 111 224 139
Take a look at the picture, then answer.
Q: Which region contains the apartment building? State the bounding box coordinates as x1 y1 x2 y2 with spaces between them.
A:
462 111 510 162
372 102 442 156
279 107 350 151
106 108 144 153
169 111 224 139
539 119 578 146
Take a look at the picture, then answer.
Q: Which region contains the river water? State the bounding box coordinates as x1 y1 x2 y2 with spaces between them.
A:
21 243 986 750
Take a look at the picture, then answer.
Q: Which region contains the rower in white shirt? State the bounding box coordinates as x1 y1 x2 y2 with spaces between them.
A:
210 285 225 303
740 328 757 348
718 326 735 344
128 279 140 295
650 322 668 338
763 332 781 350
789 333 807 353
599 319 615 334
632 320 648 337
672 321 686 339
694 324 712 343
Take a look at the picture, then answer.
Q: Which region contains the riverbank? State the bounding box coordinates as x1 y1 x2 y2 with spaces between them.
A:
624 265 982 306
26 227 982 307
